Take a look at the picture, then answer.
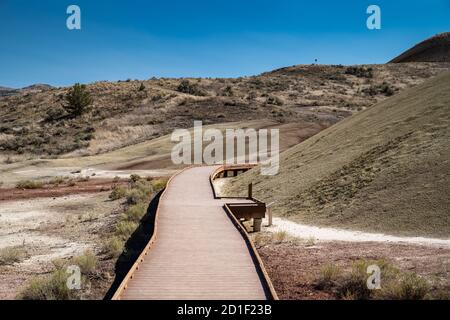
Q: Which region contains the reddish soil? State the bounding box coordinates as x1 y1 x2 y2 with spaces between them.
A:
258 241 450 300
0 179 128 201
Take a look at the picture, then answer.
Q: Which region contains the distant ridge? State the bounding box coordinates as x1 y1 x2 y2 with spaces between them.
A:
390 32 450 63
0 84 53 97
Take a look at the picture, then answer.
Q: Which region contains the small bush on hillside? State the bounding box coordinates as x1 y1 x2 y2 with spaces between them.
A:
63 83 93 117
316 263 342 290
102 237 124 258
48 176 68 185
345 66 373 78
18 269 73 300
16 180 44 189
115 221 139 240
222 86 234 97
129 174 142 184
177 80 206 96
109 186 127 200
71 251 97 275
151 178 168 192
376 273 429 300
336 259 398 300
126 180 153 205
45 105 67 122
138 83 146 91
363 82 395 97
266 95 284 106
0 246 27 265
272 231 288 243
125 203 147 222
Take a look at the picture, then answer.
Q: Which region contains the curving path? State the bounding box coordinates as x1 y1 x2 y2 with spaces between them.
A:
116 166 269 300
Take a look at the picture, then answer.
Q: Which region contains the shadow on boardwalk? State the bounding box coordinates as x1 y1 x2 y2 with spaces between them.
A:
104 189 163 300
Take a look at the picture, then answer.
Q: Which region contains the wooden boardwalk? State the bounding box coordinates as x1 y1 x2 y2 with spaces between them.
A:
116 166 270 300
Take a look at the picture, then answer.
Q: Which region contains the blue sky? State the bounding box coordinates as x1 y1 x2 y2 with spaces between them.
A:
0 0 449 88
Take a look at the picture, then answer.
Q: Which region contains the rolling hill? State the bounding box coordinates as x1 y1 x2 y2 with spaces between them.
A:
390 32 450 63
223 71 450 238
1 63 449 157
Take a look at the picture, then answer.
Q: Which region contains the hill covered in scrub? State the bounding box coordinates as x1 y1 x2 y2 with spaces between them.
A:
223 71 450 238
0 62 449 157
390 32 450 63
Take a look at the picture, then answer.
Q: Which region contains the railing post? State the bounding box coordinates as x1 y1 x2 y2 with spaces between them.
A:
267 207 272 227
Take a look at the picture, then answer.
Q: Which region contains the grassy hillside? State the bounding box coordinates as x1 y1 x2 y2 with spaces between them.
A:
390 32 450 63
1 63 448 157
223 71 450 238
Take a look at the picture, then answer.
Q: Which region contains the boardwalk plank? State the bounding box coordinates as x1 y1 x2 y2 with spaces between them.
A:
120 166 267 300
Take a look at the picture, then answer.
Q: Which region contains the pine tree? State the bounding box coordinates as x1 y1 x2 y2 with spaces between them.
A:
63 83 93 117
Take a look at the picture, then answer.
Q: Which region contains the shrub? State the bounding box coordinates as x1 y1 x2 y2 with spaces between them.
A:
316 263 342 289
109 186 127 200
16 180 44 189
63 83 93 117
379 82 395 96
115 221 139 240
266 95 283 106
222 86 234 96
129 174 142 184
0 246 26 265
125 203 147 222
345 66 373 78
177 80 206 96
376 273 429 300
126 180 153 205
18 269 73 300
45 105 67 122
138 83 146 91
102 237 124 258
363 82 395 97
48 176 67 185
272 231 288 243
72 251 97 275
337 259 398 300
151 178 168 192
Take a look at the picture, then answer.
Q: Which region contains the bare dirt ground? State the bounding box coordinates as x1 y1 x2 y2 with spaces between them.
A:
0 178 126 201
256 239 450 300
0 192 123 299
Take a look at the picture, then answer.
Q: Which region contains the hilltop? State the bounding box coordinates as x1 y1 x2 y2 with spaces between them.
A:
390 32 450 63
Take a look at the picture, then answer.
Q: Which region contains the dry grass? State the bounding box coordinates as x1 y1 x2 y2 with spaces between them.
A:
71 250 98 275
272 231 288 243
312 259 433 300
15 180 44 189
0 246 27 265
102 237 125 258
315 263 342 290
18 269 74 300
18 251 99 300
